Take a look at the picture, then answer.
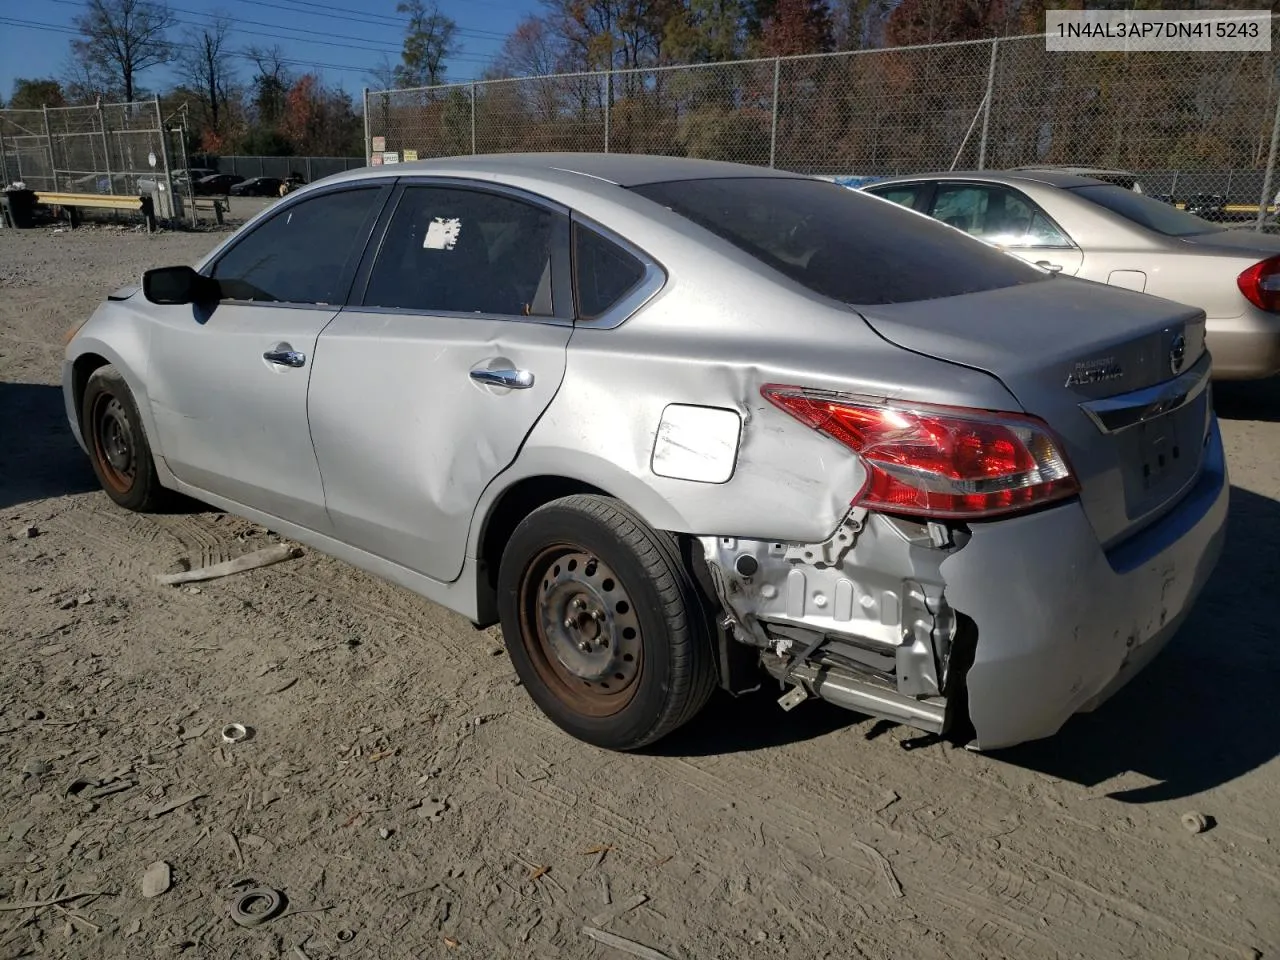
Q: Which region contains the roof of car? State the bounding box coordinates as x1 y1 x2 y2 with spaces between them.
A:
328 152 804 188
865 169 1110 189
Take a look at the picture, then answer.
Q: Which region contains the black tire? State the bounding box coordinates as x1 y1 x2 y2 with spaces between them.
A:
80 364 170 512
497 494 718 751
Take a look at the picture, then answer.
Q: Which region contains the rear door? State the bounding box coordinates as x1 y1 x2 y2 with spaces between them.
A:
307 181 574 582
926 182 1085 276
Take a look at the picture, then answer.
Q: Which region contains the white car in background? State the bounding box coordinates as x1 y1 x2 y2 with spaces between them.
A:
862 170 1280 380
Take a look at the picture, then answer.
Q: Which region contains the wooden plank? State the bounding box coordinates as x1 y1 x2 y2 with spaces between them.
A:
35 192 143 211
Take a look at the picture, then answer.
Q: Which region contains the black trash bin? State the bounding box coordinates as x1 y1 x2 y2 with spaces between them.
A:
2 188 37 228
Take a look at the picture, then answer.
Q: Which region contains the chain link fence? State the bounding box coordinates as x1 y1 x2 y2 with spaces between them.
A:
368 14 1280 227
1 99 171 195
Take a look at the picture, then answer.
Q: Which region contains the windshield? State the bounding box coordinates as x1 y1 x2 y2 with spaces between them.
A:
629 177 1047 305
1071 183 1224 237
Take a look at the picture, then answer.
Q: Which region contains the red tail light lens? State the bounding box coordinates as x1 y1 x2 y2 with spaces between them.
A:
1238 255 1280 313
762 385 1079 520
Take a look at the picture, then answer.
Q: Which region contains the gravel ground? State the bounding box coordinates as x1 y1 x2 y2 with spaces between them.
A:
2 225 1280 960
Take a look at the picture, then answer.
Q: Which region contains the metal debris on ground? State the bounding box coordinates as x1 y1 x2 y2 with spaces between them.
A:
221 723 250 744
1182 812 1211 834
336 929 355 943
581 926 676 960
229 886 286 928
142 861 172 898
154 544 302 585
443 936 460 948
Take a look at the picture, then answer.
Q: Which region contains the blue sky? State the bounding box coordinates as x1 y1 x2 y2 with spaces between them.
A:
1 0 543 102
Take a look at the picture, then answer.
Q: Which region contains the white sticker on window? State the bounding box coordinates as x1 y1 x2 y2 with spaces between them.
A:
424 217 461 250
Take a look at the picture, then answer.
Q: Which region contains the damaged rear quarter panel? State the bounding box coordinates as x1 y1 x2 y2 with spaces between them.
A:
478 246 1027 550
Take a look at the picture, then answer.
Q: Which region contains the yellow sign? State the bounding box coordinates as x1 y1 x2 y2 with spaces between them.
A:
403 149 418 162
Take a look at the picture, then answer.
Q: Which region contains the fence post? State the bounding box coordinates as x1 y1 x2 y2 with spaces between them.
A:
98 102 113 194
470 82 477 155
362 87 371 164
604 71 611 153
306 157 312 182
154 95 175 222
1256 84 1280 231
977 38 999 170
0 124 8 187
42 105 57 191
769 58 780 169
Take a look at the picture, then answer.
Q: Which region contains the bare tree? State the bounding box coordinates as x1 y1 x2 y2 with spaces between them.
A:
395 0 459 87
179 16 234 133
71 0 177 103
245 44 292 127
367 54 399 91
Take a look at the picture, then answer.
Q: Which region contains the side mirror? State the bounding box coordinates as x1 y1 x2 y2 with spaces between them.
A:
142 265 218 305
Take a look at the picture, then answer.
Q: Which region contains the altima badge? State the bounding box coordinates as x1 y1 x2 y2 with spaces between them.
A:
1065 357 1124 387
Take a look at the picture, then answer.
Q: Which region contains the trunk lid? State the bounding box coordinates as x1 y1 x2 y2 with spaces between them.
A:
1177 228 1280 256
858 277 1212 548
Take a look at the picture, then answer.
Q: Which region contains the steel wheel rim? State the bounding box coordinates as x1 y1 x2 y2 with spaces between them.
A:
517 545 643 718
90 394 136 494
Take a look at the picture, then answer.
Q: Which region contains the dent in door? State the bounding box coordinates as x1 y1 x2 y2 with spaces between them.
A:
306 315 572 583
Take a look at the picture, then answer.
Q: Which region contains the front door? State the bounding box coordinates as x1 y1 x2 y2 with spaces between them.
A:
147 184 389 531
307 182 575 582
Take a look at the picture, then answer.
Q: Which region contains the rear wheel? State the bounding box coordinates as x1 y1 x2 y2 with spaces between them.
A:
81 364 169 512
497 494 717 751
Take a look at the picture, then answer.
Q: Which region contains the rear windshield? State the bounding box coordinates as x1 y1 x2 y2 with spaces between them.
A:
1071 183 1224 237
629 177 1046 305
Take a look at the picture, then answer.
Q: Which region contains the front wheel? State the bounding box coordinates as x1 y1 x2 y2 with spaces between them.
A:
497 494 718 751
80 364 170 512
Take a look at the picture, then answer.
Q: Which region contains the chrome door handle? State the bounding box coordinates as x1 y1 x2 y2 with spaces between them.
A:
263 349 306 367
1035 261 1064 274
470 368 534 389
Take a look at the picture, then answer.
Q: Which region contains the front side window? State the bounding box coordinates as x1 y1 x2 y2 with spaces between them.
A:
209 187 383 304
929 184 1072 248
630 176 1046 306
363 186 561 316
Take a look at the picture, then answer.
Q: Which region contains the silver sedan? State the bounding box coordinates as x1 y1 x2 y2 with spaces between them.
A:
63 154 1226 752
862 170 1280 379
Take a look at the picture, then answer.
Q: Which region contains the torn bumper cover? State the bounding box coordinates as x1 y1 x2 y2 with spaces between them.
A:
945 418 1227 749
700 420 1228 750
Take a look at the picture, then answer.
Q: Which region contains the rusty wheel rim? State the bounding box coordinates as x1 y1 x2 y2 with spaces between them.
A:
517 545 643 718
90 393 136 495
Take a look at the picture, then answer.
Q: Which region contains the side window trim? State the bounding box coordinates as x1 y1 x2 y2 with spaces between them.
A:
201 181 395 308
348 177 574 325
928 180 1078 250
569 214 667 330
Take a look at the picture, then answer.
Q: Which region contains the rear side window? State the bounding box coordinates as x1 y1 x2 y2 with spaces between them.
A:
210 187 383 304
631 177 1045 305
574 225 645 319
1071 183 1224 237
363 186 561 316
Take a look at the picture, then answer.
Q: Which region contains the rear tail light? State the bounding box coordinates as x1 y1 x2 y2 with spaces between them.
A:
762 385 1079 520
1238 255 1280 313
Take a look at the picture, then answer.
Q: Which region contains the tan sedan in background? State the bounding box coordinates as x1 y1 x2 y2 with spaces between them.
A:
862 170 1280 379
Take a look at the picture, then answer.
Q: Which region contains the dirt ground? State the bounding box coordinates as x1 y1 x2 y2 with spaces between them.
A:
2 223 1279 960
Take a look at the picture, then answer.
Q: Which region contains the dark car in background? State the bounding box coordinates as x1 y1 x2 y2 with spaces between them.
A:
193 174 245 196
230 177 284 197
